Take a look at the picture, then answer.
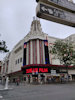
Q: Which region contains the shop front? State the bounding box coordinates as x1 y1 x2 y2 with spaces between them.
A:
22 64 69 84
22 67 49 84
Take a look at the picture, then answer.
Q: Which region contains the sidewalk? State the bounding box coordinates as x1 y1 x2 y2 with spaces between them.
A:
6 81 75 88
0 84 4 89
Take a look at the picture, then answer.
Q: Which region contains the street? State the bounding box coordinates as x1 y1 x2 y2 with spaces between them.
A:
0 83 75 100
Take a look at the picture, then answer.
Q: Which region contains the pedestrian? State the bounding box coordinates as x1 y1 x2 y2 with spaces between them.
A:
16 78 20 86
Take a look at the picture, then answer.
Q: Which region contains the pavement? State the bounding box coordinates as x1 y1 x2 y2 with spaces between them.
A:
0 82 75 100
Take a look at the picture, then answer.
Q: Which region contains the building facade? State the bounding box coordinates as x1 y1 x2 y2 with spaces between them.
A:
1 18 75 83
0 61 2 77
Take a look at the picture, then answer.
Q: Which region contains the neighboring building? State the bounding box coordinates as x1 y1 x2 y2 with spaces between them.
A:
0 61 2 75
1 18 75 83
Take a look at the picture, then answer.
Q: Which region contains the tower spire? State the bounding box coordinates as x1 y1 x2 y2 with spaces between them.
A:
30 17 42 34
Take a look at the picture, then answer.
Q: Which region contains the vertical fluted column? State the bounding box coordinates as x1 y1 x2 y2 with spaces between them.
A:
26 43 29 65
30 41 33 64
42 41 45 64
37 40 40 64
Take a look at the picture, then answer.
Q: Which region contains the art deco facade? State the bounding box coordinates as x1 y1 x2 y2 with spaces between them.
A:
1 18 75 83
0 61 2 76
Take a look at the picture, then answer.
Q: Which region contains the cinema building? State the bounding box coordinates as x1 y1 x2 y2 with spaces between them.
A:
1 18 75 83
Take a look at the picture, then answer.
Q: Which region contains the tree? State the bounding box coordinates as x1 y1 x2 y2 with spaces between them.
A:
0 40 9 53
50 40 75 66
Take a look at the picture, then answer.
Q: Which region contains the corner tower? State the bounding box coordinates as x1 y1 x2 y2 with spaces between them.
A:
23 18 50 66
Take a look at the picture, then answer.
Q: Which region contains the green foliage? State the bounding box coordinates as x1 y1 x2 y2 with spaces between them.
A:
0 40 9 53
50 40 75 66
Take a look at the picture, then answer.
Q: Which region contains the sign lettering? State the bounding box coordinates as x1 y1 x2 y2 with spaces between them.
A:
36 0 75 12
40 4 65 19
39 68 48 73
26 68 48 74
36 3 75 27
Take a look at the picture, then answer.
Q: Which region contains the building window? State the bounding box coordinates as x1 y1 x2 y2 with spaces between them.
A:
15 60 17 65
18 59 19 64
15 58 22 65
20 58 22 62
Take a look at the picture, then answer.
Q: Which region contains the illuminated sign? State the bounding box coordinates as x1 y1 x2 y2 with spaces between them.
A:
44 40 48 46
26 68 38 74
39 68 48 72
36 2 75 27
26 68 48 74
22 66 69 74
24 43 27 49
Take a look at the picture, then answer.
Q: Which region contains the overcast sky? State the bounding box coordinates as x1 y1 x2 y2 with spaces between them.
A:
0 0 75 60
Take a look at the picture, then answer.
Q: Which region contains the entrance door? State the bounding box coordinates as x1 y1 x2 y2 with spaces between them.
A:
72 75 75 81
32 75 38 84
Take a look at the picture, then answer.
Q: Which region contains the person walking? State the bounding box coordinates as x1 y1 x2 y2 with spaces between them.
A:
16 78 20 86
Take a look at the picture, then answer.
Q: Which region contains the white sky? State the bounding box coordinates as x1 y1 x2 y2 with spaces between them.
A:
0 0 75 60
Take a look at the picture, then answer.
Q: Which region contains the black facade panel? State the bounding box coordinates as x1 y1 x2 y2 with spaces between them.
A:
23 42 27 66
44 40 50 64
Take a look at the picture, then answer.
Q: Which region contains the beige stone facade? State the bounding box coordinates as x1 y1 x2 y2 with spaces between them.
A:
1 18 75 83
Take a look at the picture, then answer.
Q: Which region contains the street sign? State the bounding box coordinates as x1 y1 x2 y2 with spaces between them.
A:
36 2 75 27
36 0 75 12
51 70 56 74
51 70 60 76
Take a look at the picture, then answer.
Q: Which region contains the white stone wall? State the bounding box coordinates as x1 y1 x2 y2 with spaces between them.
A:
48 36 61 65
4 33 75 75
2 19 75 77
30 41 33 64
52 59 60 65
8 39 24 74
37 40 40 64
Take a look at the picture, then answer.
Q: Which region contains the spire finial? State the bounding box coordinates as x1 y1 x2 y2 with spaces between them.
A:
33 16 35 20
